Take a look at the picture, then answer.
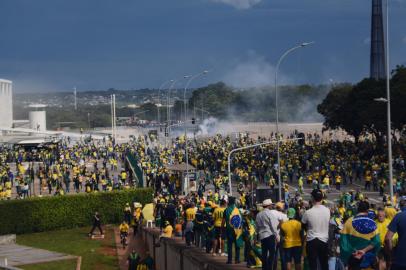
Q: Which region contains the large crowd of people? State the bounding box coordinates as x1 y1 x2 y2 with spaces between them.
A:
1 132 406 201
1 130 406 270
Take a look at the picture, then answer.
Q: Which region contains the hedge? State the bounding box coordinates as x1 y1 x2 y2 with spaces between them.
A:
0 188 153 235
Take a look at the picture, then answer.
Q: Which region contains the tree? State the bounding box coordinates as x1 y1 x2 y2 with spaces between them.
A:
139 103 158 121
317 84 352 132
390 65 406 132
318 66 406 141
189 82 238 119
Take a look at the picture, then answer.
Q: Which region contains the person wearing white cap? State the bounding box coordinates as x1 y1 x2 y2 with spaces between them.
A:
256 198 279 270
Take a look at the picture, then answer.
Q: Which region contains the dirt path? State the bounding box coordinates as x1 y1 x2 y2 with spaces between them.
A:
113 227 147 270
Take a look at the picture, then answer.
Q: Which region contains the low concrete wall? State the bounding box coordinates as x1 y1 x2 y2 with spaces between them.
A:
142 228 241 270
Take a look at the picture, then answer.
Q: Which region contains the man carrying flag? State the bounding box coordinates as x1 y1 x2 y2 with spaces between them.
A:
222 196 243 264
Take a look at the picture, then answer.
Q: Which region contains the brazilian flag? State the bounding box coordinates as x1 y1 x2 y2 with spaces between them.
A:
228 207 244 248
340 215 381 266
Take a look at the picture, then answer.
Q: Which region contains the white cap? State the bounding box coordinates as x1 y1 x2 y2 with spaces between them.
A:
262 199 273 207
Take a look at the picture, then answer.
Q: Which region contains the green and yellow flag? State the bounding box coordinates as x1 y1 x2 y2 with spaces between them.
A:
340 215 381 265
229 207 243 247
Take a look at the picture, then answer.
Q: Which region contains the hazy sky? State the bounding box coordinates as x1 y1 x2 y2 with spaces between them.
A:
0 0 405 93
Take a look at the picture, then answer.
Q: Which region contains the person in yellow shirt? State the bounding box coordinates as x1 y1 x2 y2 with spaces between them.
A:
119 221 130 248
338 203 346 219
376 208 390 270
322 175 330 192
280 208 303 270
119 221 130 235
185 204 197 222
185 203 196 246
384 204 397 221
121 170 127 184
212 200 226 256
5 188 11 200
161 221 173 238
335 175 341 191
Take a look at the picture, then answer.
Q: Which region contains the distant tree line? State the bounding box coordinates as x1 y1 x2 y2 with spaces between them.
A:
13 82 333 129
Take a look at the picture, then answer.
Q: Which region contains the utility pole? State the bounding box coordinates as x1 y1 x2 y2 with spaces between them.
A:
385 0 394 205
113 94 116 141
74 87 77 110
111 95 113 139
87 112 90 130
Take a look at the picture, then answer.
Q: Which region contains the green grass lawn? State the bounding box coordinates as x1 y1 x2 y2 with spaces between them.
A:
17 226 119 270
20 259 77 270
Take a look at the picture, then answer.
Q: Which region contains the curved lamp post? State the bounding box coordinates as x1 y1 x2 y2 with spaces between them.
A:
275 42 314 201
183 70 209 194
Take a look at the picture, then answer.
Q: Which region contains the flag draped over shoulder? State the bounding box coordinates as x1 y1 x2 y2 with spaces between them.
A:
229 206 244 247
340 215 381 264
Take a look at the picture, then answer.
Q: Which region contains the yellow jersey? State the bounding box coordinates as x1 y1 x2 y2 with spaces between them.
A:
384 207 397 221
185 207 196 222
213 207 225 227
376 218 390 247
162 225 173 238
119 223 129 233
280 219 302 248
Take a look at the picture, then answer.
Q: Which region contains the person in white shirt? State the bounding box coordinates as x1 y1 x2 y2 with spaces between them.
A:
301 189 330 270
270 202 288 238
272 202 288 270
256 199 278 270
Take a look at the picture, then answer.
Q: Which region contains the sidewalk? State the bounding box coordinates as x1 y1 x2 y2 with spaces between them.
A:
114 227 147 270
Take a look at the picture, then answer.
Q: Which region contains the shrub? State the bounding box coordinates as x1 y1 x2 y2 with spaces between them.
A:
0 188 153 235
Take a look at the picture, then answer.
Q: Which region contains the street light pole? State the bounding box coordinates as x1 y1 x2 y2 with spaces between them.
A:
183 70 208 194
275 42 314 201
227 138 300 196
74 87 77 111
166 79 177 135
385 0 394 204
157 80 172 126
87 112 90 130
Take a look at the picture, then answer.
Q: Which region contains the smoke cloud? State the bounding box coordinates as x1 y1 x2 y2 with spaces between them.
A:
223 52 290 88
217 51 329 123
196 117 324 138
210 0 261 10
197 117 219 136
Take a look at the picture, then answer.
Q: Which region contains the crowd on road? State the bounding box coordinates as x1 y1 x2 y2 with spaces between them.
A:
1 131 406 202
0 138 138 199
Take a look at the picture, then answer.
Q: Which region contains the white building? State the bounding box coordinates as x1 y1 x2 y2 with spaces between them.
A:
0 79 13 128
28 104 47 132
